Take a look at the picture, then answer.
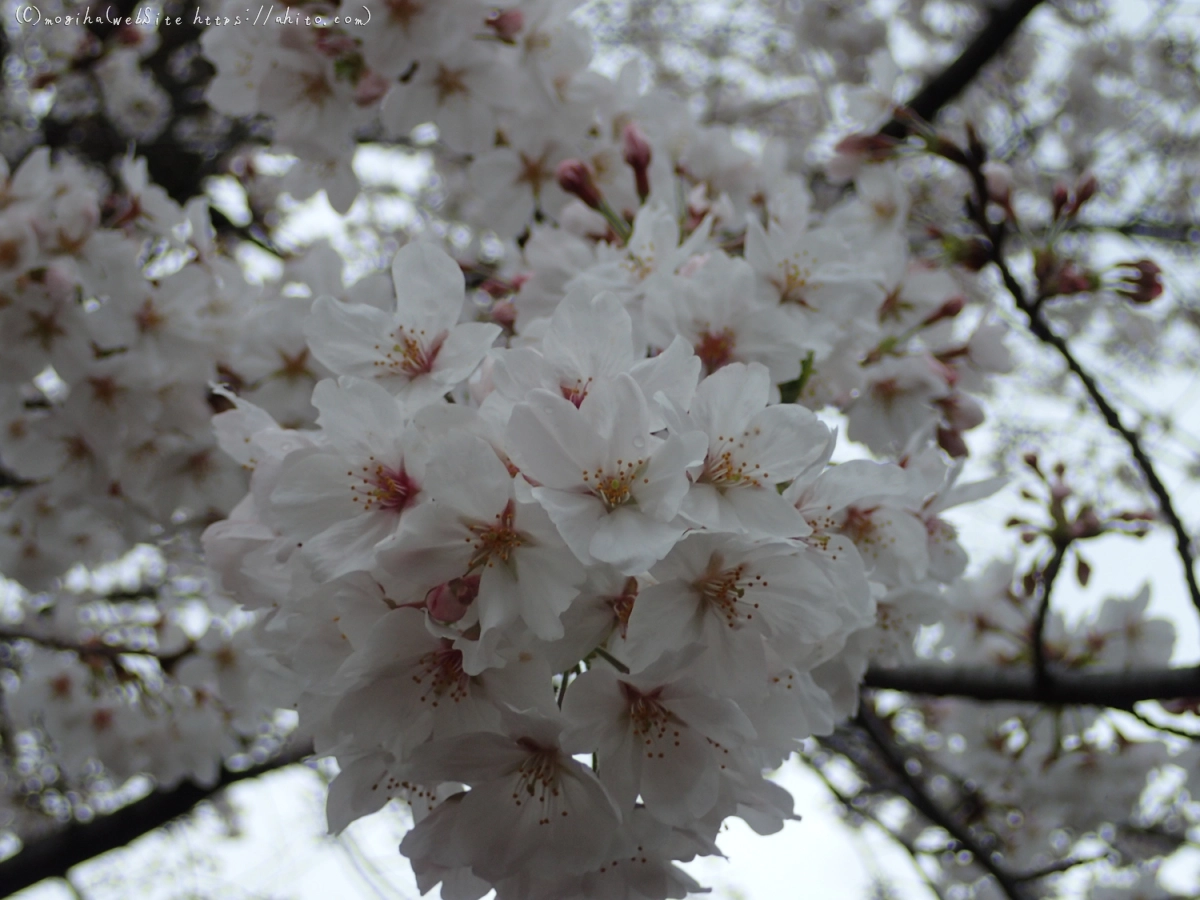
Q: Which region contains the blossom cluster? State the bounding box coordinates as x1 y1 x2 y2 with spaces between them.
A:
5 0 1191 896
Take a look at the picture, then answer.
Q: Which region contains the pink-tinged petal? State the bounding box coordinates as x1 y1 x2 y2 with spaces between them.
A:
310 378 411 458
508 391 604 488
302 510 398 579
325 750 397 834
433 322 502 385
623 581 705 672
512 545 584 640
306 297 396 381
544 289 636 382
377 504 474 599
578 373 652 468
662 690 756 747
530 487 607 565
690 362 771 440
423 435 514 520
739 404 832 480
629 336 701 425
269 453 359 538
640 728 718 823
478 562 522 633
391 241 467 335
634 430 708 520
723 487 812 539
589 508 686 575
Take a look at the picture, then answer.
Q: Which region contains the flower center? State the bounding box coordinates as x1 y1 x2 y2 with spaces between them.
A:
582 459 646 511
466 500 524 570
840 505 878 543
413 641 469 707
375 326 445 378
775 258 814 307
619 681 676 749
560 377 593 407
512 739 568 823
692 557 766 629
699 437 768 489
607 576 639 639
352 460 420 513
694 327 736 374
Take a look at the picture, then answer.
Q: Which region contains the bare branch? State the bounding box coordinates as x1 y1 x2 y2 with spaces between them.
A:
954 139 1200 623
1031 541 1069 688
864 665 1200 707
855 704 1030 900
880 0 1045 139
0 743 314 899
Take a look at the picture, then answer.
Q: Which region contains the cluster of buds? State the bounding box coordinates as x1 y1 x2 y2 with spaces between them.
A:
1051 172 1098 221
1033 248 1100 300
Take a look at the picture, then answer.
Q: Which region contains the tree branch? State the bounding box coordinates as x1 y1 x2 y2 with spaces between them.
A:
0 744 313 898
951 137 1200 622
1031 540 1069 689
856 705 1030 900
864 664 1200 707
881 0 1045 138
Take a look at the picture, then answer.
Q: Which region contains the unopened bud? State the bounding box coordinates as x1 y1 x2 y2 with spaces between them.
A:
828 133 898 181
923 295 965 326
942 234 991 271
1052 183 1070 220
426 575 481 623
622 123 653 202
937 425 969 458
556 159 604 210
490 299 517 329
981 161 1013 208
315 31 359 58
1022 452 1043 477
485 8 524 43
1068 172 1098 215
1114 259 1163 305
354 70 390 107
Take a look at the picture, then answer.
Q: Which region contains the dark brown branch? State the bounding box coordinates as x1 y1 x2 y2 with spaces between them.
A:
1013 306 1200 618
880 0 1045 138
0 744 313 898
856 705 1030 900
954 141 1200 622
1030 540 1069 689
864 664 1200 707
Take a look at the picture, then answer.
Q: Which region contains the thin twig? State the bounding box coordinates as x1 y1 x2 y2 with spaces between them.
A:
960 148 1200 622
805 758 949 900
856 704 1029 900
0 743 314 898
1031 540 1069 689
1123 705 1200 741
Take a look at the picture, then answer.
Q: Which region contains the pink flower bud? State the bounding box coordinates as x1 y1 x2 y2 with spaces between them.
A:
937 425 968 458
485 8 524 43
1051 183 1070 220
556 159 604 210
425 575 481 624
1072 172 1098 210
980 160 1013 208
622 123 652 201
922 295 965 326
1115 259 1163 305
354 70 390 107
828 133 898 182
314 31 358 58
